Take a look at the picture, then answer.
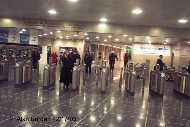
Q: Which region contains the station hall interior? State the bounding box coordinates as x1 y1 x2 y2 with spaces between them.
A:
0 0 190 127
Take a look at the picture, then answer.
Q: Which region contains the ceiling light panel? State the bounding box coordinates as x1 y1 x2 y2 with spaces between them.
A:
99 17 108 23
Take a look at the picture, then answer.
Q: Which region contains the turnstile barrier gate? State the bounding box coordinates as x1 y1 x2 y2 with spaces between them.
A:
124 70 136 95
173 72 190 97
43 64 56 88
0 62 9 81
149 70 165 96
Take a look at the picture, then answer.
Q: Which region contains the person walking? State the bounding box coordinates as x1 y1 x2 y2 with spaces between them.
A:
60 51 72 89
123 51 131 69
156 55 165 71
109 51 118 71
84 51 93 74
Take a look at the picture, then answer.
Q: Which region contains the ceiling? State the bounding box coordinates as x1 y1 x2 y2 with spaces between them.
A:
0 0 190 29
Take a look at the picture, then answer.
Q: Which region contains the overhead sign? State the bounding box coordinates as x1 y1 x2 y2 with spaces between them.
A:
133 44 170 56
0 29 8 43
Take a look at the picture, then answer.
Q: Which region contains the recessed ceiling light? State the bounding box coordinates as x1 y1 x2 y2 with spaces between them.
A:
96 36 100 39
115 38 119 42
68 0 79 2
99 17 108 23
73 34 78 37
123 34 128 37
43 33 48 36
129 37 133 41
66 35 70 38
187 41 190 44
104 39 108 42
56 30 61 33
165 39 169 43
86 37 90 40
50 32 53 35
21 29 26 32
48 9 57 15
19 31 23 34
38 34 42 37
148 40 151 43
84 33 88 36
178 18 188 24
132 8 143 15
108 35 112 38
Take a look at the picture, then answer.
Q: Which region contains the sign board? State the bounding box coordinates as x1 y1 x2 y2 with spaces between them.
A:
133 44 170 56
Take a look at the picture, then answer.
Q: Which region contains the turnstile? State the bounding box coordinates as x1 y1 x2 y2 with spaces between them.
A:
23 62 32 84
43 64 56 88
72 65 80 90
173 72 190 97
15 63 23 85
124 70 136 95
149 70 165 96
0 62 9 81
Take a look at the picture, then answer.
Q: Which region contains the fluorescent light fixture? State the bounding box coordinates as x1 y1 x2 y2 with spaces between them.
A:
178 18 188 24
68 0 79 2
56 30 61 33
108 35 112 38
99 17 108 23
86 37 90 40
48 9 57 15
38 34 42 37
132 8 143 15
50 32 53 35
96 36 100 39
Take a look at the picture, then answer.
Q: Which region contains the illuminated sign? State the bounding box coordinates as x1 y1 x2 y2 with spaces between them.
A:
133 44 170 56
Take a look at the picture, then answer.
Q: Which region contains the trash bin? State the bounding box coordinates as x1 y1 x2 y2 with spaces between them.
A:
149 70 165 96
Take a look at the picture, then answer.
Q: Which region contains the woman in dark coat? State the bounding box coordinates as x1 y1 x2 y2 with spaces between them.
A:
60 52 72 88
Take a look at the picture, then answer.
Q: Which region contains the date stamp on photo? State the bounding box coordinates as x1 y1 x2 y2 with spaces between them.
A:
16 116 77 122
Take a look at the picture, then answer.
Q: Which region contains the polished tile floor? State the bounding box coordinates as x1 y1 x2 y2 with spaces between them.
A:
0 66 190 127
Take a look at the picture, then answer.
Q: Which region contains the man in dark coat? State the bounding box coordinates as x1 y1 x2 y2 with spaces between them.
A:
60 51 72 89
84 51 93 74
156 55 165 71
109 51 118 71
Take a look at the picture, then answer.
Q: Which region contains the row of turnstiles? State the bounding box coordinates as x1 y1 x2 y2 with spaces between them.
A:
123 63 190 97
0 60 35 84
1 60 190 97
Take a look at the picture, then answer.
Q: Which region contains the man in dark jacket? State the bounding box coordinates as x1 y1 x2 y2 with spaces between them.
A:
109 51 118 71
84 51 93 74
156 55 165 71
